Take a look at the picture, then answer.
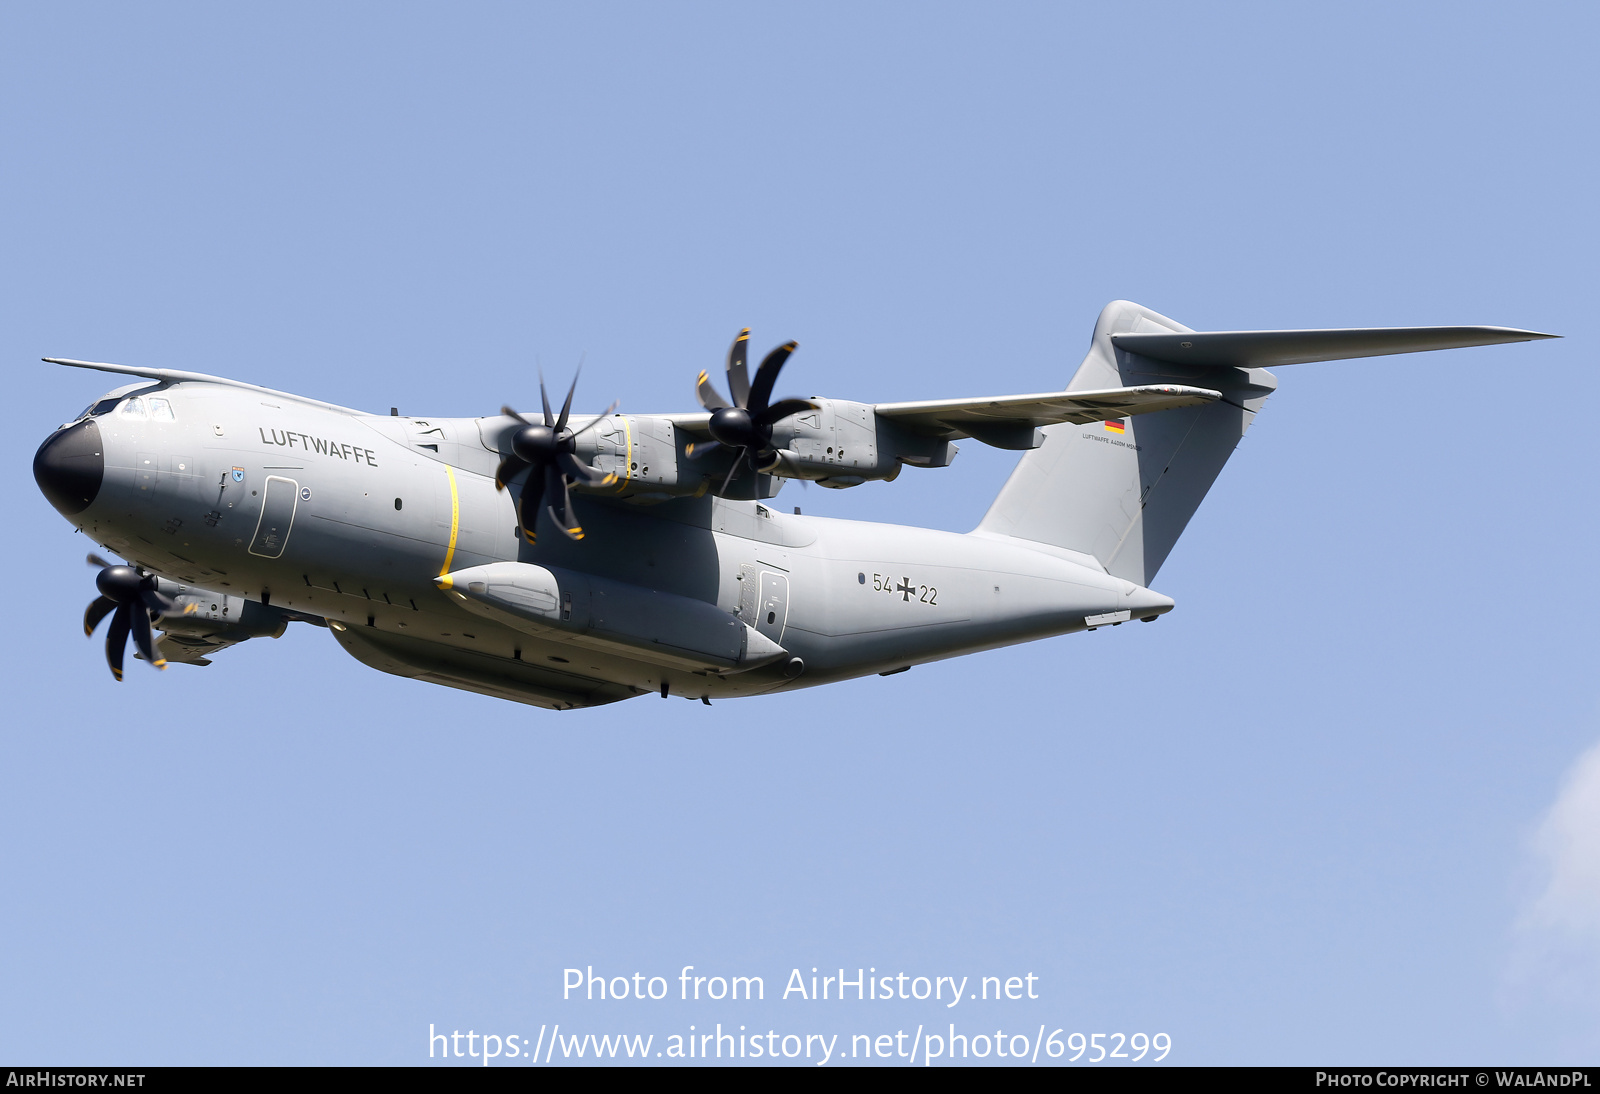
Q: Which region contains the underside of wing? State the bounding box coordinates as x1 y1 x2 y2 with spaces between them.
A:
147 631 228 666
872 384 1222 441
1110 326 1557 369
661 410 714 439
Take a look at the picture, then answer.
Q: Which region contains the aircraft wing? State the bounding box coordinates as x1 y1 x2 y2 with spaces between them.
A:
664 411 714 438
140 600 326 667
872 384 1221 440
1109 326 1557 368
146 631 233 667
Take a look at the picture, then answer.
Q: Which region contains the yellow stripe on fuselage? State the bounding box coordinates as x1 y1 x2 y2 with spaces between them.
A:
439 463 460 581
615 414 633 493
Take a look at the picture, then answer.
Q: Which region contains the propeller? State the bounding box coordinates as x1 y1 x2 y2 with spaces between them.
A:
495 372 617 543
82 553 176 680
690 329 816 492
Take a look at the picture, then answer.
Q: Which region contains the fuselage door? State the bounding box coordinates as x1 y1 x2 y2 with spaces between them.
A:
757 570 789 645
248 475 300 558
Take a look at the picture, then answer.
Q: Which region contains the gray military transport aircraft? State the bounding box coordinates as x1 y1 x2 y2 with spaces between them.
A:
33 300 1554 710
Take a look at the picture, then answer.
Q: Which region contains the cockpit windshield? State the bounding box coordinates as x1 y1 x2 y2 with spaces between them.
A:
74 396 124 421
71 383 171 424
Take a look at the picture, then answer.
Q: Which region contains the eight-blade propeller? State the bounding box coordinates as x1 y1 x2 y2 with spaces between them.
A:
496 373 617 543
691 329 815 491
82 553 175 680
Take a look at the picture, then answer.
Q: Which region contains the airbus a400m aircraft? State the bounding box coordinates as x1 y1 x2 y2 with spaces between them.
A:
33 301 1553 710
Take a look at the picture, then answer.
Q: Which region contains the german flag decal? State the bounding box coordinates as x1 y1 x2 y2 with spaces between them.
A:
1104 419 1126 434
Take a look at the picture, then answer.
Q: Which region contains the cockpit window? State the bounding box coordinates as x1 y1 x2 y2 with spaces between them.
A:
117 396 148 420
147 397 175 421
75 396 123 421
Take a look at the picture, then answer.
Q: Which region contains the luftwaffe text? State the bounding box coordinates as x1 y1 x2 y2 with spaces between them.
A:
258 427 378 466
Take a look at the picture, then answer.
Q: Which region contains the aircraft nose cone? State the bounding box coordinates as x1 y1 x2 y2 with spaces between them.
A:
34 418 104 516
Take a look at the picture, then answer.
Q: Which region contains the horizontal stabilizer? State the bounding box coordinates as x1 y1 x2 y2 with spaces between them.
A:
1111 326 1557 369
874 384 1221 441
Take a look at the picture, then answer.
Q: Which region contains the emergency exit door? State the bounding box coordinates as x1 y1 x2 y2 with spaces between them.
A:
248 476 300 558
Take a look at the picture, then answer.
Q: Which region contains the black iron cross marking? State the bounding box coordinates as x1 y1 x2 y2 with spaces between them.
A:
896 577 914 602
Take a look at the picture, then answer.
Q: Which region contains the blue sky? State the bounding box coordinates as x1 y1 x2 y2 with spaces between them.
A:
2 1 1595 1065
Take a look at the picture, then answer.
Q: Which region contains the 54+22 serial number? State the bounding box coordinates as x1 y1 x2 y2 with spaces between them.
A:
869 573 938 605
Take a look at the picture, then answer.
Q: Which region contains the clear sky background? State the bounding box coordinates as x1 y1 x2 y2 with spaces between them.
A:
2 1 1595 1066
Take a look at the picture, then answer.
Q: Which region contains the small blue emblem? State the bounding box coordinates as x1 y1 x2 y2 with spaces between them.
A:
231 466 244 483
300 487 312 501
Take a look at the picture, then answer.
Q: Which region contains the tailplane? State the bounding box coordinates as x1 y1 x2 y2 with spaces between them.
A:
977 300 1554 586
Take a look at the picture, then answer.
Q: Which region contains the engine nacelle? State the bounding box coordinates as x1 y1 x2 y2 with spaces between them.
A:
563 404 958 499
575 414 784 500
760 399 956 489
575 414 701 499
153 585 294 642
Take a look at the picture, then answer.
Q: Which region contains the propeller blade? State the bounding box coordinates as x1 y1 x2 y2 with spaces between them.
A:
545 465 583 540
501 371 615 543
726 328 751 408
752 398 818 428
556 452 616 488
684 439 724 460
556 372 578 432
130 606 165 669
87 552 115 570
719 446 748 496
501 405 536 428
84 596 117 636
746 341 797 414
568 401 620 439
494 453 530 491
105 604 130 681
139 586 177 615
516 465 547 545
696 370 731 411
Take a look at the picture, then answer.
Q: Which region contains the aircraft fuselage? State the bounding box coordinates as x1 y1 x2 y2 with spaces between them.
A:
35 379 1172 708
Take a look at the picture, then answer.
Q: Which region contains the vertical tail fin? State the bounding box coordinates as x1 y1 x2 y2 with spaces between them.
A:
977 301 1276 586
977 302 1552 585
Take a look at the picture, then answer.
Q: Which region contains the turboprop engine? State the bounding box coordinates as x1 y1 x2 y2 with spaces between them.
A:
756 396 957 489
